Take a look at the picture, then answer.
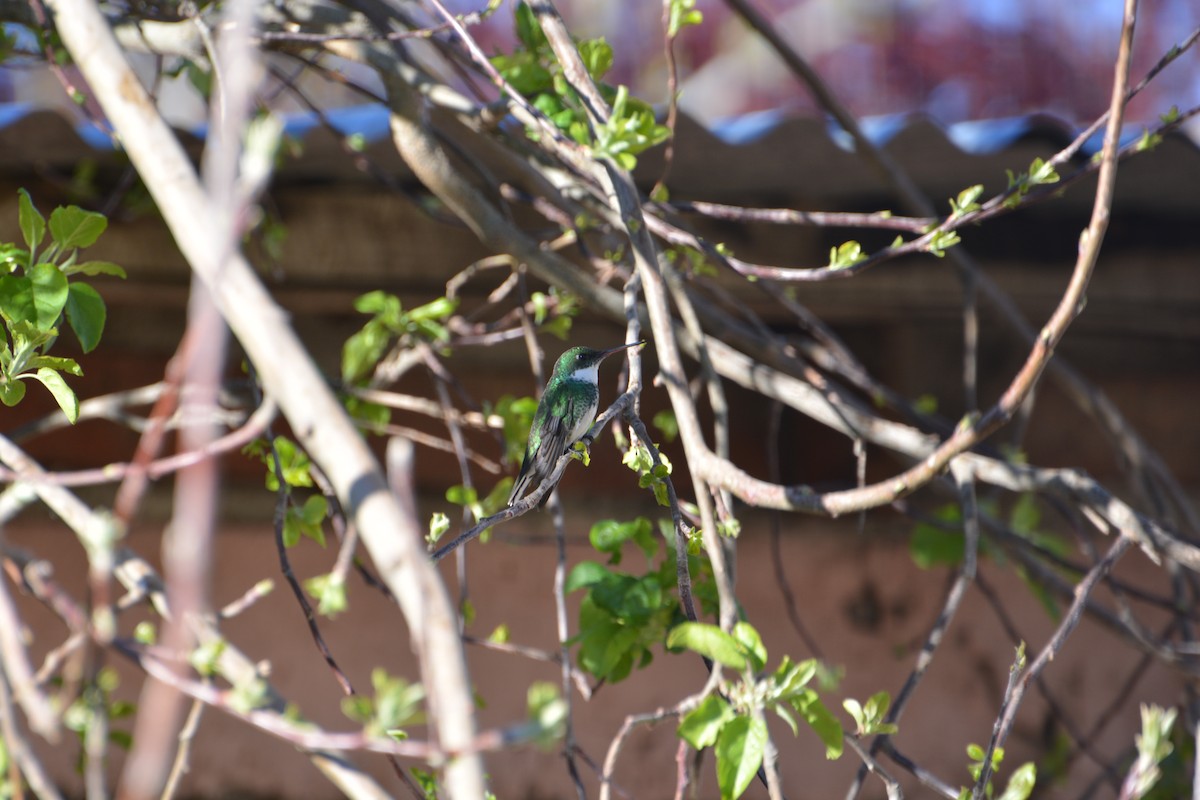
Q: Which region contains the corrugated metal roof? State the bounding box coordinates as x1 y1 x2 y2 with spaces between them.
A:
1 102 1197 214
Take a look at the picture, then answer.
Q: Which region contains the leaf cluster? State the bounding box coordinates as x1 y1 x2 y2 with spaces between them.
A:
622 438 673 506
0 190 125 421
961 744 1036 800
565 516 717 682
490 2 668 170
1004 157 1061 209
669 621 843 800
340 668 426 739
341 292 458 384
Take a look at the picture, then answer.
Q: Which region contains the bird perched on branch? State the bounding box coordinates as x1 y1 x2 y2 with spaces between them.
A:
508 341 645 506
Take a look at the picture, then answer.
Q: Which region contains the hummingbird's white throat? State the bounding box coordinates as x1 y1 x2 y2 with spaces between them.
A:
569 363 601 385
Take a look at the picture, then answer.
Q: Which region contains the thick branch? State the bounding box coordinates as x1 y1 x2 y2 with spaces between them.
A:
38 1 483 797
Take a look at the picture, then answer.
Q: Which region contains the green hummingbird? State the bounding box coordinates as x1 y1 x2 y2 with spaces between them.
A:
508 341 646 506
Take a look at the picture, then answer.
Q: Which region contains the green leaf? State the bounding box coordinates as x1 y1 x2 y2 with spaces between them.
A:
565 560 610 593
284 495 327 547
828 240 865 270
65 282 106 352
1027 157 1060 186
133 621 156 645
909 505 964 568
28 356 82 375
589 517 656 564
341 319 390 383
48 205 108 250
371 669 425 733
32 367 79 423
427 511 450 544
668 0 704 36
666 622 748 670
949 184 984 218
0 377 26 406
303 573 347 617
715 715 767 800
17 189 45 254
344 396 391 430
0 274 34 325
445 484 478 507
189 638 227 677
592 574 661 622
406 296 458 323
260 436 314 491
68 260 127 279
579 38 613 80
513 0 546 51
794 689 843 758
772 656 817 698
341 694 374 724
28 262 69 329
652 409 679 442
678 695 733 750
527 682 567 747
731 621 767 672
352 290 399 318
997 763 1037 800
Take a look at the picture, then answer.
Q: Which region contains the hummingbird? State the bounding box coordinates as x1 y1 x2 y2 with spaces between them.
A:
508 341 646 506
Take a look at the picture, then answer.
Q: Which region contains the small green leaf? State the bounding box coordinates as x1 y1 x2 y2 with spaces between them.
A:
68 260 127 279
997 762 1037 800
65 282 106 352
28 262 69 330
678 695 733 750
266 437 314 490
527 682 567 747
0 377 26 406
827 240 865 270
565 560 610 593
1027 157 1060 186
652 409 679 442
445 484 478 507
304 573 347 617
589 517 656 564
283 495 327 547
731 621 766 672
300 494 328 525
909 505 964 568
369 669 424 736
579 38 613 80
341 694 374 724
32 368 79 423
189 638 227 677
794 690 843 758
715 715 767 800
666 622 748 670
513 0 547 51
949 184 984 218
133 621 156 644
668 0 703 36
0 274 35 324
427 511 450 544
17 189 45 254
28 356 82 375
341 320 390 383
48 205 108 250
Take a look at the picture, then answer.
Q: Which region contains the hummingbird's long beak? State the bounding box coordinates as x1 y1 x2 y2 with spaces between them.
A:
599 340 647 360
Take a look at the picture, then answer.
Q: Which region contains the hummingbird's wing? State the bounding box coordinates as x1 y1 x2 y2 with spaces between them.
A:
508 386 590 506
